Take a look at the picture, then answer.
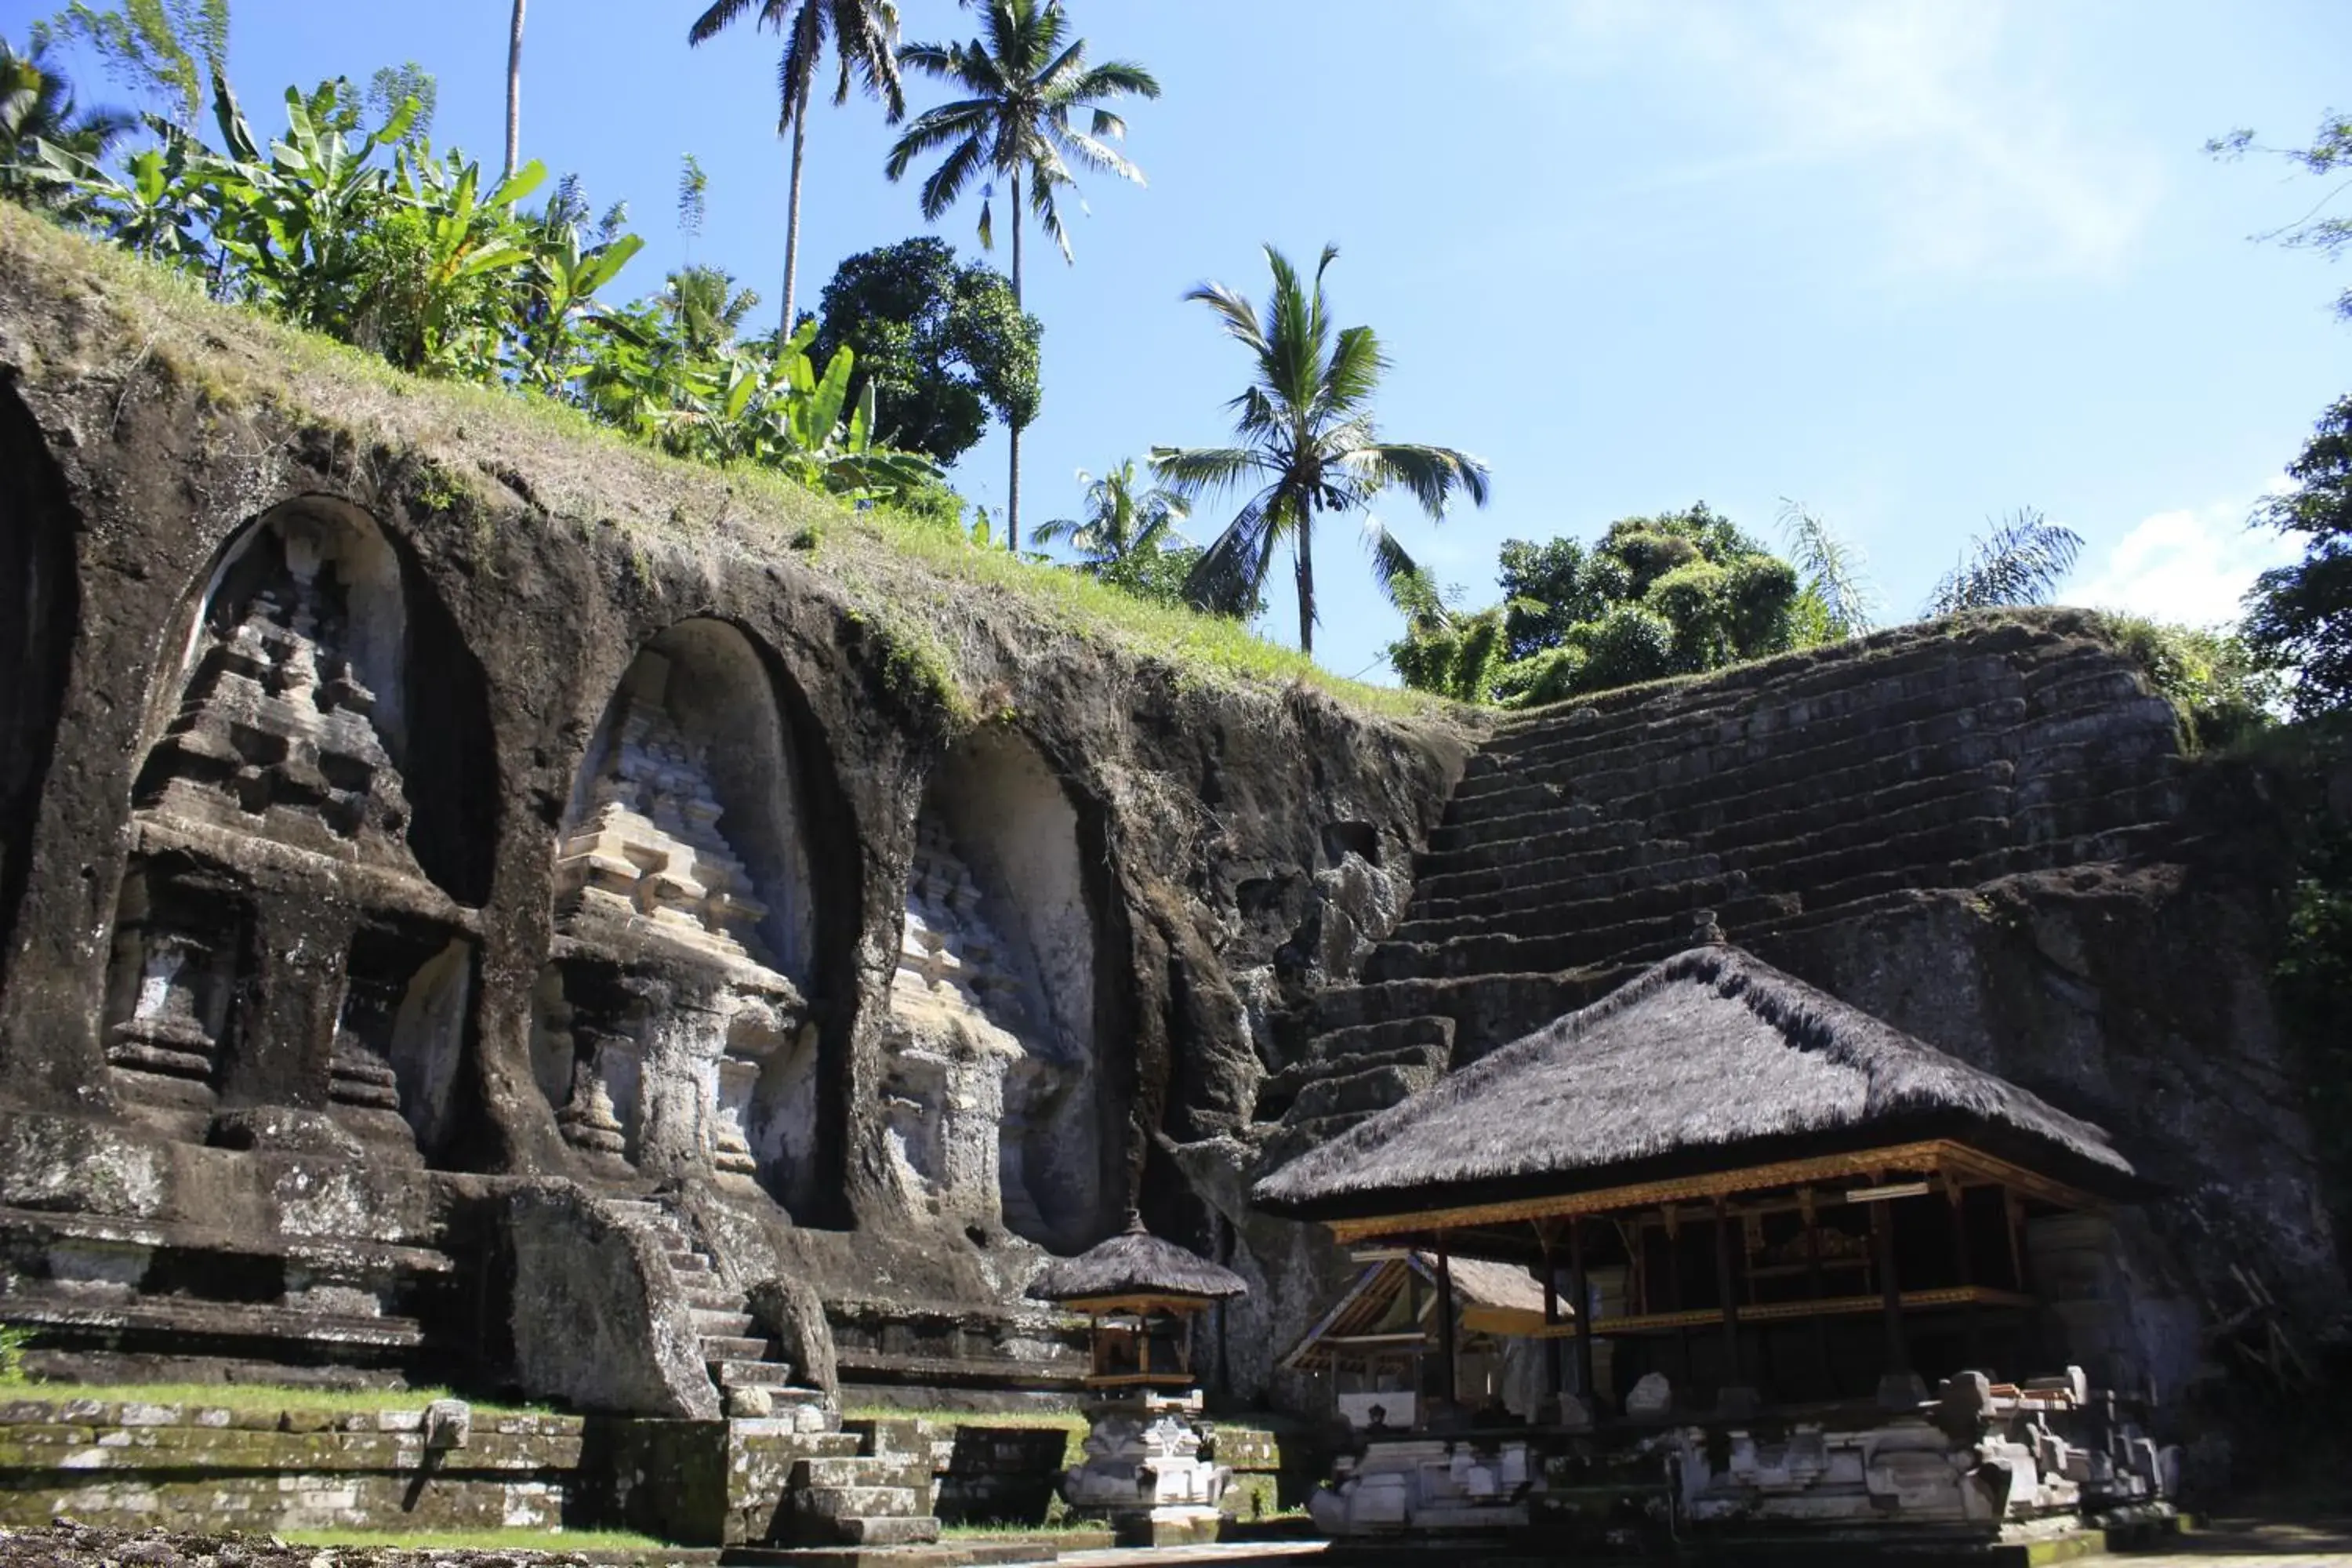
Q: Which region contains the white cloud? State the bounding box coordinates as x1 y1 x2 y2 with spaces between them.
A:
1486 0 2164 281
2074 499 2299 626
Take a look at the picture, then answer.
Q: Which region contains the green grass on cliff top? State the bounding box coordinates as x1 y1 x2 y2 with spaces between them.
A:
0 205 1461 731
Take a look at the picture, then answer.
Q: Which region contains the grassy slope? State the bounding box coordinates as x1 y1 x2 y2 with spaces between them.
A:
0 205 1462 731
0 1379 549 1416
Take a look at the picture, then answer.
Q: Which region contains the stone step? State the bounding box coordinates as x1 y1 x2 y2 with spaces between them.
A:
797 1515 943 1548
603 1199 666 1220
795 1484 926 1522
666 1250 714 1276
1256 1040 1451 1122
694 1308 758 1337
702 1334 775 1362
1399 800 2015 942
1478 643 2038 772
1480 626 2118 762
714 1356 800 1388
1443 696 2034 841
1454 664 2028 808
793 1456 931 1493
1283 1060 1444 1126
687 1284 748 1312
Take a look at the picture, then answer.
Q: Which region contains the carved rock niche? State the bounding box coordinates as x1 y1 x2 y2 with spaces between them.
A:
540 621 817 1198
887 728 1107 1251
105 503 479 1150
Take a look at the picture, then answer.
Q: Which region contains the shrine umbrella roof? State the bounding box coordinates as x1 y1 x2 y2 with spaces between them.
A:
1254 945 2137 1229
1029 1220 1248 1306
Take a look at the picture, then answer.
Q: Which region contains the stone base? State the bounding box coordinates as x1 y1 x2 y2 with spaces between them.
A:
1109 1505 1224 1548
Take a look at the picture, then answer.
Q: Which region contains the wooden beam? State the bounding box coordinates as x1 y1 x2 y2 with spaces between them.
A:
1323 1140 2100 1243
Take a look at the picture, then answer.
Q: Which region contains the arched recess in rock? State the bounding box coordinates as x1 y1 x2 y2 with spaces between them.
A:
0 384 79 973
534 617 845 1216
889 725 1129 1252
100 495 497 1160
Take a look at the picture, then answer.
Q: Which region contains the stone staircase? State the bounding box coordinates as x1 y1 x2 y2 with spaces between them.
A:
1260 622 2194 1169
608 1198 805 1405
604 1201 942 1551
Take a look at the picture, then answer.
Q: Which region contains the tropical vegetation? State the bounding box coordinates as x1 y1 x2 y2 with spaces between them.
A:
688 0 906 339
1033 459 1199 608
885 0 1159 550
810 236 1039 465
1152 244 1490 657
12 57 937 503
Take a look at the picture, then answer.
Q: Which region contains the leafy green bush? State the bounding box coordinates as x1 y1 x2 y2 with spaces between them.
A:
2095 612 2283 753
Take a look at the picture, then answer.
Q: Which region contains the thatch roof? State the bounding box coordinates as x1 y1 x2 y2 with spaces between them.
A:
1255 945 2134 1222
1283 1252 1553 1371
1028 1221 1248 1304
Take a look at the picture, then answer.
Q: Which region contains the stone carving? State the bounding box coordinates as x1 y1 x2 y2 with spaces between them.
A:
554 651 775 970
882 821 1072 1235
138 522 414 864
1062 1390 1232 1546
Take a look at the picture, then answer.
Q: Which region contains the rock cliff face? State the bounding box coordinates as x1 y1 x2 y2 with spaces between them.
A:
0 216 1463 1394
0 217 2336 1425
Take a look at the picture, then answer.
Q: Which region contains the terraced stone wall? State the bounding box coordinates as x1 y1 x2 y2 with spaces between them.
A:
0 1396 583 1535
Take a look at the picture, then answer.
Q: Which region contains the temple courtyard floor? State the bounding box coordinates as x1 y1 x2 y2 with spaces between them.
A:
8 1523 2352 1567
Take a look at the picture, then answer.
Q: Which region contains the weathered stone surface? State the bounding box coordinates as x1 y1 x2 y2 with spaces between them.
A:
502 1184 718 1418
0 214 1462 1401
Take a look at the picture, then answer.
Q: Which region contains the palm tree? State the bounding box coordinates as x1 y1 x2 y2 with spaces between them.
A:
1922 509 2083 615
689 0 906 338
503 0 526 181
0 39 135 207
884 0 1158 551
1151 245 1492 659
1035 459 1189 575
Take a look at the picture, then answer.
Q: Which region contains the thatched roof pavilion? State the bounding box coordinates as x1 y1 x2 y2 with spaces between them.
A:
1029 1220 1248 1309
1032 1220 1245 1392
1257 944 2135 1234
1253 945 2141 1418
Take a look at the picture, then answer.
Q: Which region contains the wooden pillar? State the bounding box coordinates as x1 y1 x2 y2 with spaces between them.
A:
1538 1225 1564 1399
1405 1261 1427 1400
1802 1186 1830 1381
1948 1177 1983 1369
1436 1240 1460 1407
1571 1216 1596 1403
1874 1198 1908 1374
1715 1200 1743 1392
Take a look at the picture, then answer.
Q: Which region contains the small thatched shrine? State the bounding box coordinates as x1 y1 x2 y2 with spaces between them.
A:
1284 1250 1561 1428
1255 944 2179 1550
1029 1221 1247 1546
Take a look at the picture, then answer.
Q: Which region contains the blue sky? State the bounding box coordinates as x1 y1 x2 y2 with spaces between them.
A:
13 0 2350 681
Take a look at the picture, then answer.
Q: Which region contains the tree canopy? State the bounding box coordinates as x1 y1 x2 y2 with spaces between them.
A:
2244 394 2352 720
810 236 1039 464
1152 243 1490 656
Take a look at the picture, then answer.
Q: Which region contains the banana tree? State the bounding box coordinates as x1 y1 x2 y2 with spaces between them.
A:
514 221 646 391
24 132 212 263
378 146 546 375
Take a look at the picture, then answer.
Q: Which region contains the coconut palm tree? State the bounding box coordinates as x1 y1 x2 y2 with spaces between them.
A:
503 0 526 181
1151 245 1491 659
1922 509 2083 615
884 0 1158 551
0 38 135 207
688 0 906 338
1035 459 1188 575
